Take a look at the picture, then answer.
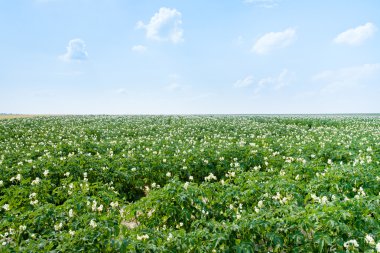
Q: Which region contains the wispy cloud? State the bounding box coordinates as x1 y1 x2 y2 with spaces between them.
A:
273 69 293 90
313 63 380 93
234 35 245 46
164 74 187 91
116 88 127 95
244 0 280 8
333 22 376 46
131 45 147 53
165 82 182 91
233 75 254 88
137 7 184 44
252 28 296 54
255 69 293 94
60 39 88 62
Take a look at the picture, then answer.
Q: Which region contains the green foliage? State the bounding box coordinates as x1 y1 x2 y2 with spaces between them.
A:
1 115 380 252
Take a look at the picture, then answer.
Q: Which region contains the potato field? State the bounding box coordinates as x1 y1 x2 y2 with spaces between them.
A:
1 115 380 252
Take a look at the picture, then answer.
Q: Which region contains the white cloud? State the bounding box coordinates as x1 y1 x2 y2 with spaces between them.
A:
244 0 280 8
252 28 296 54
313 63 380 93
255 69 293 94
131 45 147 53
60 39 88 62
233 75 254 88
333 22 376 46
137 7 184 44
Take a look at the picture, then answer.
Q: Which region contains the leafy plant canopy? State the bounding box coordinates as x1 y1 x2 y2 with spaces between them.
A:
1 115 380 252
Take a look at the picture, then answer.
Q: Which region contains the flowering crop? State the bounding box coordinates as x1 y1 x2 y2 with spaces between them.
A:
1 115 380 252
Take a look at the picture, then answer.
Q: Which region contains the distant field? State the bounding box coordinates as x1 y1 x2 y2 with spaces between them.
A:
0 114 37 119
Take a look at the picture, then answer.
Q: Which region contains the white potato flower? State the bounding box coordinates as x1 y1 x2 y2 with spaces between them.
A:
376 242 380 253
2 204 10 211
30 200 39 205
137 234 149 240
54 222 63 231
89 219 97 228
110 201 119 208
204 173 217 182
29 192 37 199
31 177 41 185
91 200 97 212
365 234 375 245
344 239 359 249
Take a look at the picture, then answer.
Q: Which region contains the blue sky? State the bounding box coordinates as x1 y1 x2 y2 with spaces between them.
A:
1 0 379 114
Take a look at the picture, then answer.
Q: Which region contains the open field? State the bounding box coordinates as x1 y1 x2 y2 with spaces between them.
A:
0 114 37 120
1 115 380 252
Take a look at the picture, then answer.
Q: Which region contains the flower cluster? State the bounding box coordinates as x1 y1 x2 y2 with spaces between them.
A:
29 192 38 206
137 234 149 241
344 239 359 250
204 173 217 182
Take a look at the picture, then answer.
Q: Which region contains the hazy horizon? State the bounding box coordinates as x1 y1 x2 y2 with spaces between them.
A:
1 0 380 114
